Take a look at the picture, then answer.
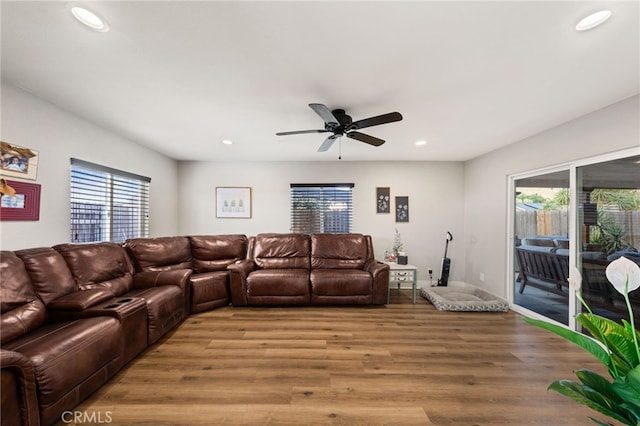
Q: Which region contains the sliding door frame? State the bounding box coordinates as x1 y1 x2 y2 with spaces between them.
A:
506 146 639 330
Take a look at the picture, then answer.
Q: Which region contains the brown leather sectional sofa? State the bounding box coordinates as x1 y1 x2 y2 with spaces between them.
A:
1 233 388 425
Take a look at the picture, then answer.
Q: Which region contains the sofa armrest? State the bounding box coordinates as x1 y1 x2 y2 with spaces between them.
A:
366 260 390 305
132 269 191 291
227 260 256 306
1 349 39 426
47 288 115 311
49 295 148 324
133 269 192 317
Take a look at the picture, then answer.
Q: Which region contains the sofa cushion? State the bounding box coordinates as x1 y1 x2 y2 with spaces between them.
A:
311 233 370 270
518 245 556 253
253 233 310 270
0 251 47 344
607 249 640 262
124 236 191 272
55 242 134 296
521 237 556 247
15 247 78 305
189 235 247 273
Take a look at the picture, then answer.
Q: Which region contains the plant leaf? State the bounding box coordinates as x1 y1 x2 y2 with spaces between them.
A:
621 320 640 342
621 320 640 365
612 366 640 413
617 403 640 425
578 314 636 375
548 380 633 424
575 369 622 405
524 317 611 366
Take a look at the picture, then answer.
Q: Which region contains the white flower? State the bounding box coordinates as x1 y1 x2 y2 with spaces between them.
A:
605 256 640 295
568 266 582 292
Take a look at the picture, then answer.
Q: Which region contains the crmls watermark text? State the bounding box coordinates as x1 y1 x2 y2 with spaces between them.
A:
61 410 113 424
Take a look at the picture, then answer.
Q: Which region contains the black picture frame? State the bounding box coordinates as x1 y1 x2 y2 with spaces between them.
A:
376 187 390 213
395 196 409 222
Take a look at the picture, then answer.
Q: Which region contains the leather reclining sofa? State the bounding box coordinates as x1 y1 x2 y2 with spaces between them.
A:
1 233 388 425
229 233 389 306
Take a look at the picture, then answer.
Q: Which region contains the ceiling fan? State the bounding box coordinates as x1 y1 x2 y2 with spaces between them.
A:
276 103 403 153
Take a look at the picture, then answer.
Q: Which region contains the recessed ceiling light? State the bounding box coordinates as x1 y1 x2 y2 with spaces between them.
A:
576 10 611 31
69 4 110 32
221 140 234 145
415 140 428 146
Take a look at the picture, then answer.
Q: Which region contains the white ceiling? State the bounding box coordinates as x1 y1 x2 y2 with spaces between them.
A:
2 1 638 162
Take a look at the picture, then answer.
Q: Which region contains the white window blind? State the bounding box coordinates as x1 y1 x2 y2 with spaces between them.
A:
70 158 150 243
290 183 354 234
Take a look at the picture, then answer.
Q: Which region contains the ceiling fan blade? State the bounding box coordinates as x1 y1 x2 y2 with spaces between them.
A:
347 112 402 131
317 134 340 152
309 103 339 126
276 129 328 136
346 131 385 147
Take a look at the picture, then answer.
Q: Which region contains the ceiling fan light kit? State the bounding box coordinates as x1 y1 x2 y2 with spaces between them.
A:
276 103 403 158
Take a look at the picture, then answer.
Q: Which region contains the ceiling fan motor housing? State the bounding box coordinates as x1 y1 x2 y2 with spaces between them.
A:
324 109 351 135
331 109 352 126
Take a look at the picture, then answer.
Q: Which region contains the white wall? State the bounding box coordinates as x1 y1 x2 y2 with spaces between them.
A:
6 79 634 295
0 82 179 250
463 95 640 297
178 160 465 284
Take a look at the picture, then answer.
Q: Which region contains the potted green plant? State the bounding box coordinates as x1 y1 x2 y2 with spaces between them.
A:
524 256 640 425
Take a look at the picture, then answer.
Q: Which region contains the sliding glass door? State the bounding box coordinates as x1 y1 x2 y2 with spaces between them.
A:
514 170 570 325
510 151 640 329
577 155 640 327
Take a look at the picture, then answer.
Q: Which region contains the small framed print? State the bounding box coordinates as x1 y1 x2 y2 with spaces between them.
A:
1 141 39 180
216 187 252 218
376 187 390 214
0 180 41 221
395 196 409 223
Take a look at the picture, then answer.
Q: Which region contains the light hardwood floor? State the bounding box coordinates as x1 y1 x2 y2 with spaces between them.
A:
68 290 609 425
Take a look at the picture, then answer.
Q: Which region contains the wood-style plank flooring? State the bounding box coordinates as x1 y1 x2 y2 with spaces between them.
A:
67 290 609 425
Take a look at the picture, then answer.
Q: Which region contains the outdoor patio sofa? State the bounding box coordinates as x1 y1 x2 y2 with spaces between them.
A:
516 237 640 308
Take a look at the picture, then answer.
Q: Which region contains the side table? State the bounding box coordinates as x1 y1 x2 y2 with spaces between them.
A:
384 261 418 304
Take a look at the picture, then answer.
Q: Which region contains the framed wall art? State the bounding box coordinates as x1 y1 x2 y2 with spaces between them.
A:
216 187 252 218
1 141 39 180
0 180 41 221
376 187 390 213
395 196 409 223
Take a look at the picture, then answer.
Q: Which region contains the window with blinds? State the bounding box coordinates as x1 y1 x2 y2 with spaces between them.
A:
70 158 150 243
290 183 354 234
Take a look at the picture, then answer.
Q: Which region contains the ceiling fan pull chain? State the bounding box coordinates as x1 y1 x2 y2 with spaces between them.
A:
339 137 342 160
